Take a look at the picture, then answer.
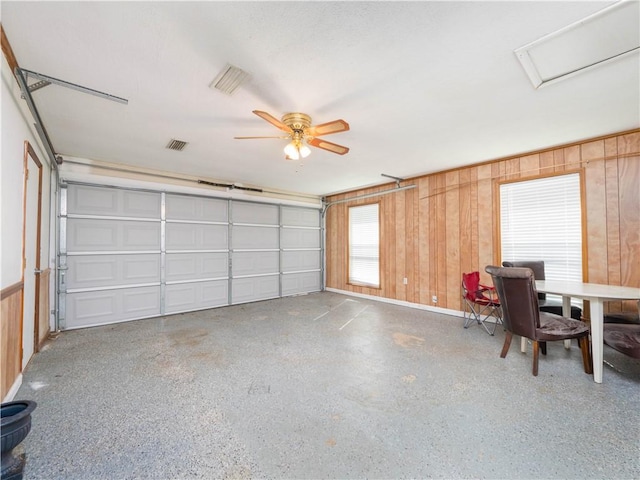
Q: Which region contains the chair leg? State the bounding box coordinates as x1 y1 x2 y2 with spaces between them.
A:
579 336 593 374
540 342 547 355
532 340 539 376
500 331 512 358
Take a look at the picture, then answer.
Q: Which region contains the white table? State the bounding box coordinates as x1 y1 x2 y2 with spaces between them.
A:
534 280 640 383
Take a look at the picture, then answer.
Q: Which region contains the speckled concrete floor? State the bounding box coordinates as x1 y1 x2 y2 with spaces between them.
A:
14 291 640 479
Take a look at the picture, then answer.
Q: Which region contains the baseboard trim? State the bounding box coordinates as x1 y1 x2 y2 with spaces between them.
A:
324 288 466 318
2 373 23 403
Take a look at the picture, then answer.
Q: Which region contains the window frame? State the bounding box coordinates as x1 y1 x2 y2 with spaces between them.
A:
347 202 381 288
498 170 587 284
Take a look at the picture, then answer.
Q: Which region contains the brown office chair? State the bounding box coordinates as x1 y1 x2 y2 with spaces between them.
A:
502 260 582 320
604 300 640 325
603 324 640 359
485 265 592 376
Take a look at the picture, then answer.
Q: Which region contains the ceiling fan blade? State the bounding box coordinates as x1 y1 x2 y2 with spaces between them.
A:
306 119 350 137
252 110 291 133
307 137 349 155
234 136 290 139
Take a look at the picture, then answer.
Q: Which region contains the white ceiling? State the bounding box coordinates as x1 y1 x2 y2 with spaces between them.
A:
2 1 639 197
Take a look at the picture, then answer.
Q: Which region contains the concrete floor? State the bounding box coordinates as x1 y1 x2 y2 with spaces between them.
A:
14 291 640 479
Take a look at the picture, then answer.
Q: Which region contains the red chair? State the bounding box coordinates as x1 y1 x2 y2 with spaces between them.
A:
462 271 502 335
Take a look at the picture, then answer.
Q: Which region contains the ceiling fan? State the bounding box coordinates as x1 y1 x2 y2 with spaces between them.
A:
235 110 350 160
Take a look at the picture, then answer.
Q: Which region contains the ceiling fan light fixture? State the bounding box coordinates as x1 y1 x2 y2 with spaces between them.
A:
299 144 311 158
284 139 311 160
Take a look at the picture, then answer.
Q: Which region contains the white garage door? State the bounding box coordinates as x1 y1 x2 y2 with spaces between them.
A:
59 183 321 329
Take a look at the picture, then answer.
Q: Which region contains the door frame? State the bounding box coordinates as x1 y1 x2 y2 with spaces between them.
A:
22 141 43 357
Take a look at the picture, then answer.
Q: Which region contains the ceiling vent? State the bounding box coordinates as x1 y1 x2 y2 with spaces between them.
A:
210 64 250 95
166 139 188 151
515 0 639 89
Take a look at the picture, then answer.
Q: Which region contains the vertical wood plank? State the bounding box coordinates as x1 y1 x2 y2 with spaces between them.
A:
585 159 608 283
520 153 540 178
618 156 640 289
505 158 520 180
395 189 406 300
436 174 447 306
582 140 605 163
605 149 622 312
553 148 565 172
564 145 582 169
478 164 495 283
405 186 418 303
540 151 555 175
459 169 472 277
418 177 430 305
617 131 640 156
445 171 460 308
469 167 479 272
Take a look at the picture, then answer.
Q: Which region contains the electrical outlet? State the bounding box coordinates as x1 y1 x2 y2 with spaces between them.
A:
432 295 438 304
403 277 408 285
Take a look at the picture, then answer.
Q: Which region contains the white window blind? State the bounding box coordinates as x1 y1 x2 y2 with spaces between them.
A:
349 203 380 287
500 173 583 285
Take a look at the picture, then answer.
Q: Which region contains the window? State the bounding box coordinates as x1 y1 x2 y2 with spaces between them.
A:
500 172 583 286
348 203 380 287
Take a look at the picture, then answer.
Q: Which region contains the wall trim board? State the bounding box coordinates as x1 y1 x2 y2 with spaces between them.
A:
325 287 465 319
1 25 19 80
1 374 23 403
1 281 24 300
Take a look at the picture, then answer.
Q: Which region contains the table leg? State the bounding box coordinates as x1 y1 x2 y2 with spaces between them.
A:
590 299 604 383
563 296 572 349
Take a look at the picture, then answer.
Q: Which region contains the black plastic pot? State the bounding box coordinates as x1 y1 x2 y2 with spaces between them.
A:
1 400 37 480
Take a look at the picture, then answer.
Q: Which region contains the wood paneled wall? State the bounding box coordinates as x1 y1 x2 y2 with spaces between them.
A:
1 282 23 399
325 129 640 314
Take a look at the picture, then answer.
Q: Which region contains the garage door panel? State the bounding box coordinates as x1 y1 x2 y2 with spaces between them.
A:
165 280 228 313
232 276 279 303
232 202 278 224
65 286 161 329
123 287 162 314
166 223 228 250
281 207 320 227
232 251 279 276
68 219 161 252
123 223 162 248
282 251 321 272
282 272 321 296
281 229 320 249
124 256 162 281
232 226 278 249
66 254 160 289
68 220 116 250
166 195 228 222
166 252 228 281
68 185 160 218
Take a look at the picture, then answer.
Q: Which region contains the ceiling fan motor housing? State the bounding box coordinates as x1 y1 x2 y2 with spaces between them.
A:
282 112 312 131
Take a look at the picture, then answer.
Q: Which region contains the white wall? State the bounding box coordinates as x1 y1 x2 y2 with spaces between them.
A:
1 63 28 287
1 54 54 371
